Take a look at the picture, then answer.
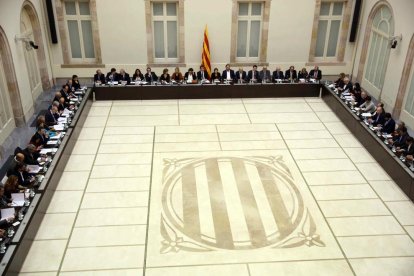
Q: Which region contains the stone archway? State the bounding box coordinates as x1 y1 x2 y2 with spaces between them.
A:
21 0 51 91
356 0 394 84
0 27 25 127
393 34 414 119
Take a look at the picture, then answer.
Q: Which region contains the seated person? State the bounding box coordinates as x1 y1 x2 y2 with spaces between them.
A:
72 75 81 90
259 66 271 83
355 91 368 107
60 85 71 104
338 77 353 93
144 67 158 82
159 68 171 83
298 68 308 80
171 67 184 82
391 127 409 148
210 68 221 82
10 163 34 187
309 66 322 80
36 115 49 131
222 64 235 82
0 186 12 209
58 97 67 112
404 137 414 162
197 65 210 81
3 175 19 201
272 67 284 81
335 73 346 88
30 128 49 149
118 69 130 84
45 106 59 126
22 144 40 165
132 69 144 81
247 65 260 83
106 68 118 82
184 68 197 82
53 91 62 103
285 66 297 81
94 69 106 84
369 106 385 126
235 67 247 83
6 153 25 177
360 96 376 114
381 113 396 134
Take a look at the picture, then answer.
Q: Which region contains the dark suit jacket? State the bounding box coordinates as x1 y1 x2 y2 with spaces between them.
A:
10 170 32 187
222 70 235 81
45 110 57 126
341 82 353 92
159 74 171 83
211 72 221 82
309 69 322 80
94 73 106 84
106 72 118 82
22 149 39 165
132 73 144 81
197 71 210 81
235 71 247 82
72 81 81 90
30 132 49 148
184 72 197 81
144 72 158 82
298 71 308 79
382 118 396 134
405 143 414 156
285 70 297 80
247 70 261 82
272 70 284 81
372 112 386 126
259 70 272 82
118 73 131 84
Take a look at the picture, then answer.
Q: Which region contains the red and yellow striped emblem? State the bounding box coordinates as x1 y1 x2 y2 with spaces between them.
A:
201 25 211 78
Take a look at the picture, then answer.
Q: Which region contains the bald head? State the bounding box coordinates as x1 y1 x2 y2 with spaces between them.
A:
16 153 25 162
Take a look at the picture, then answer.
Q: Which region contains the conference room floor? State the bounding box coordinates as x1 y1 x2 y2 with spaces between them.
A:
19 97 414 275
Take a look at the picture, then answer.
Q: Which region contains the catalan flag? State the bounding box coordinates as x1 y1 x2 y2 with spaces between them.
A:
201 25 211 78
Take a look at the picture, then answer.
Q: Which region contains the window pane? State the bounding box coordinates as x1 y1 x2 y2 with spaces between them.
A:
153 3 163 16
326 20 340 57
366 33 378 81
79 2 90 15
373 10 381 27
67 20 82 58
381 6 392 21
81 20 95 58
154 21 165 58
249 20 260 57
320 2 330 16
239 3 248 16
167 21 178 58
166 3 177 16
332 2 343 15
236 20 248 57
251 3 262 16
315 20 328 57
375 36 388 88
65 2 76 15
378 20 389 34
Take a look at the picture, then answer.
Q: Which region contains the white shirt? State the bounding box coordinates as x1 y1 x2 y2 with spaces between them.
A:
226 71 232 80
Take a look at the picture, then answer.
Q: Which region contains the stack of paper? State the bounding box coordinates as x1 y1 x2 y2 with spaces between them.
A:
11 193 25 207
1 208 15 220
26 165 41 174
53 124 65 131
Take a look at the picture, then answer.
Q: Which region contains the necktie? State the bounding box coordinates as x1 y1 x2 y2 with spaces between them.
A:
314 71 317 78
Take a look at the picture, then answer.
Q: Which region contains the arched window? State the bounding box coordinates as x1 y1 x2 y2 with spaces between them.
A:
364 5 393 92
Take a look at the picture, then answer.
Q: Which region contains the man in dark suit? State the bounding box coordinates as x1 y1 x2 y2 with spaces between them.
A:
106 68 118 82
382 113 396 134
197 65 210 81
272 67 284 81
259 66 271 83
94 69 106 84
247 65 261 83
309 66 322 80
30 128 49 148
45 106 58 126
338 77 353 93
118 69 131 84
285 66 297 81
235 68 247 83
222 64 235 82
22 144 40 165
144 67 158 82
11 163 34 187
369 106 386 126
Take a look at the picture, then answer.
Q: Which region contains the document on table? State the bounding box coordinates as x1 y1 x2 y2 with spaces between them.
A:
47 140 59 146
361 113 372 117
11 193 25 207
26 165 41 174
50 133 62 140
39 148 58 155
53 124 65 131
1 208 15 219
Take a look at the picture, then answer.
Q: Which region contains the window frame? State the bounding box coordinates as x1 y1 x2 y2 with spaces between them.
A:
308 0 353 63
56 0 103 66
145 0 185 67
